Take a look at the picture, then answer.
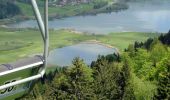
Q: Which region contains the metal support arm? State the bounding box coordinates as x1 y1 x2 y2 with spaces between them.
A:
31 0 45 41
0 0 49 90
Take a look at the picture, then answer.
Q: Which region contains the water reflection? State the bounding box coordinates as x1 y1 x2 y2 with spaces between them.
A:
8 1 170 34
48 43 116 66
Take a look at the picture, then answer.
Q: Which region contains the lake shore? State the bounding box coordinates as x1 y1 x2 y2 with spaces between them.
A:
0 28 158 64
0 1 128 26
7 1 170 34
81 40 120 54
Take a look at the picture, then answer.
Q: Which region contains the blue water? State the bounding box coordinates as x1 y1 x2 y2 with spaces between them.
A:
8 2 170 34
48 43 116 66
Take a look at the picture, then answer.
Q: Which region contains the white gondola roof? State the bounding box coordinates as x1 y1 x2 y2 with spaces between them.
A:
0 55 44 73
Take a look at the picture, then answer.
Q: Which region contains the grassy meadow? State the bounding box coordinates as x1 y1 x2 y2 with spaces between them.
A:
16 2 94 19
13 0 128 20
0 28 159 99
0 28 159 64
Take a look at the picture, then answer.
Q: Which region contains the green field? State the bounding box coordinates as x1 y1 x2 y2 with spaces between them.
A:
0 28 161 100
0 28 159 64
16 2 94 19
0 1 128 25
14 0 128 20
0 1 168 100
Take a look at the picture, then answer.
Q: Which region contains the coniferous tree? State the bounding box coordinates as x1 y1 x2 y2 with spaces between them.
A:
48 57 95 99
154 54 170 100
154 72 170 100
0 0 21 19
121 55 136 100
91 55 135 100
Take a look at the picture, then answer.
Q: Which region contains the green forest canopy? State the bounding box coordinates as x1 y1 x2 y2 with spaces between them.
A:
0 0 21 19
20 31 170 100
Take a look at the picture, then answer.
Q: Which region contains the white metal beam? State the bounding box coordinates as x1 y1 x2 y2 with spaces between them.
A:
31 0 45 41
0 62 43 77
0 0 49 91
42 0 49 77
0 74 42 90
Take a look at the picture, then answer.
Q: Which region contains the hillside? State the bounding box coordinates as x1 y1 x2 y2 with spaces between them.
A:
0 0 128 21
0 0 21 19
50 0 92 5
0 27 158 64
19 31 170 100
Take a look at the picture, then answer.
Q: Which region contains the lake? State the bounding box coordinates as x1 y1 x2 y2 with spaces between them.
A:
48 43 117 66
8 1 170 34
8 1 170 66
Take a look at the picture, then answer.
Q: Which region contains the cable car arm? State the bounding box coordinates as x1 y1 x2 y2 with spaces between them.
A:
31 0 45 41
41 0 49 76
0 0 49 91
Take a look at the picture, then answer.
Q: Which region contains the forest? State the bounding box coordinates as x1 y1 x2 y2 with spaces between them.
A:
0 0 169 100
0 0 21 19
18 31 170 100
